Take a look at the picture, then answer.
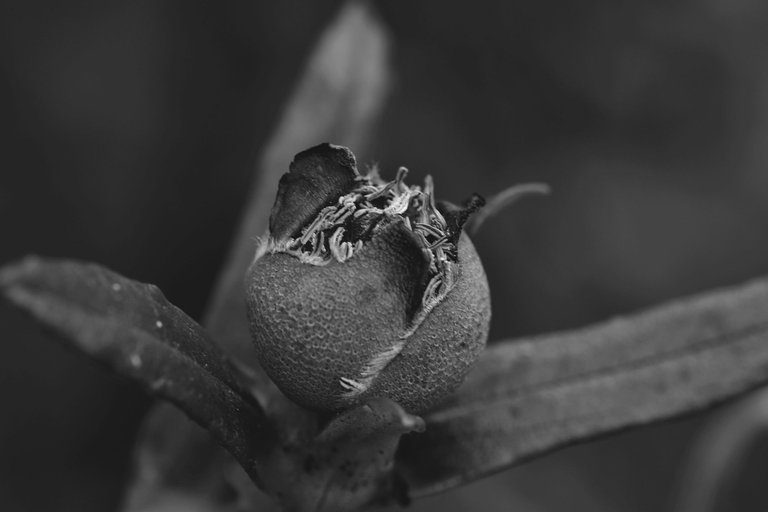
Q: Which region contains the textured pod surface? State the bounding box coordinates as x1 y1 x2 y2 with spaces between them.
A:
245 143 491 413
247 219 429 411
365 232 490 411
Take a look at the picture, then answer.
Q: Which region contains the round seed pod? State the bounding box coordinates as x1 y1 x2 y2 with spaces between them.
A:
245 143 490 413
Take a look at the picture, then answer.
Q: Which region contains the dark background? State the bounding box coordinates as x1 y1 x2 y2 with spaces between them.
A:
2 1 768 511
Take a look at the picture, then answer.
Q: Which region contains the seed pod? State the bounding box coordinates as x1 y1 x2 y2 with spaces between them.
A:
245 143 490 413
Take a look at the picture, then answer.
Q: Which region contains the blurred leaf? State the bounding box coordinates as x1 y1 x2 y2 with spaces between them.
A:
265 398 423 512
673 387 768 512
0 256 275 483
397 277 768 497
123 403 270 512
204 0 391 375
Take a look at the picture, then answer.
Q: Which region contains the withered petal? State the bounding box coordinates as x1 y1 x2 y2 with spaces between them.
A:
269 143 360 240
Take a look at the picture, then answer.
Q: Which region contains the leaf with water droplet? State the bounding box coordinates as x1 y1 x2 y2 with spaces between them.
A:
0 256 275 484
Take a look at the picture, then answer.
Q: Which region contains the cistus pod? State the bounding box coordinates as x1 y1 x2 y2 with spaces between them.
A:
245 143 490 413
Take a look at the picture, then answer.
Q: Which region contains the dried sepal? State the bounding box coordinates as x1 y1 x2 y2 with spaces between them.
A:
264 397 424 512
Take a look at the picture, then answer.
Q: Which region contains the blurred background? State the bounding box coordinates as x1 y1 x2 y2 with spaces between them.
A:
2 1 768 511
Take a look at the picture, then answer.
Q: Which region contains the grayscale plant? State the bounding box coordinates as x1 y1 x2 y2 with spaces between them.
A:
3 3 768 512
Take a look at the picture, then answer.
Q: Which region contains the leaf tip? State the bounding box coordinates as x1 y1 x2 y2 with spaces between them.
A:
0 255 43 295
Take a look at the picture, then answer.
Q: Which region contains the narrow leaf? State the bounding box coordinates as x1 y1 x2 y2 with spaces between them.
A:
397 277 768 497
672 387 768 512
0 257 275 482
203 1 391 371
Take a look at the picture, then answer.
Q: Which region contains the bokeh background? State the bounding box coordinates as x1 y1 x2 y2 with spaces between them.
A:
3 1 768 511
